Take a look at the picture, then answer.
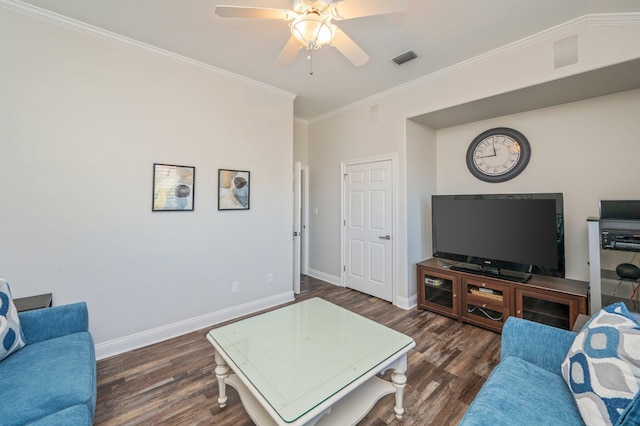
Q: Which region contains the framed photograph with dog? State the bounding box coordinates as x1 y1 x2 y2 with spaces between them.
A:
218 169 250 210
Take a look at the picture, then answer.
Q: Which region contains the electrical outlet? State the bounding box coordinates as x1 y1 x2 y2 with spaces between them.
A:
232 282 239 293
267 274 274 284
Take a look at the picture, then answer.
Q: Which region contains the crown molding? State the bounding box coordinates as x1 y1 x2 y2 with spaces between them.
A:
309 12 640 124
0 0 297 101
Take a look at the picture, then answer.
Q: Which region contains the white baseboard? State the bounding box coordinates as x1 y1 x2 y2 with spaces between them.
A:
95 291 294 360
395 294 418 310
306 269 418 310
307 269 342 287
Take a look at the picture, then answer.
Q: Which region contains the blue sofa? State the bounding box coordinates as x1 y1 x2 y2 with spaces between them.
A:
0 303 96 425
460 316 639 425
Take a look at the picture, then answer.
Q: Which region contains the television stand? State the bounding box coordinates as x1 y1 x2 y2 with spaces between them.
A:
417 258 588 332
450 265 531 283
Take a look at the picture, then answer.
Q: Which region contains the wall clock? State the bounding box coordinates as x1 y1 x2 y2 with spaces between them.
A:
466 127 531 183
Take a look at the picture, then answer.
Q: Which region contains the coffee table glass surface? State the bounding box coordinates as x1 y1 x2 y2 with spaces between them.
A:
208 297 414 424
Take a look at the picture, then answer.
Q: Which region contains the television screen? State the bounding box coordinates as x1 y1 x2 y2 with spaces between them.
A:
432 193 564 279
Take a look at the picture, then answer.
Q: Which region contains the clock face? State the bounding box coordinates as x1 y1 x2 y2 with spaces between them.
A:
466 128 530 183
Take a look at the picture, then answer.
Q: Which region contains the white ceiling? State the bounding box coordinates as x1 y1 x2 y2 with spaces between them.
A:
16 0 640 120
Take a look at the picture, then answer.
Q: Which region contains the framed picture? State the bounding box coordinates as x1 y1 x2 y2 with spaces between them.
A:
152 163 195 211
218 169 250 210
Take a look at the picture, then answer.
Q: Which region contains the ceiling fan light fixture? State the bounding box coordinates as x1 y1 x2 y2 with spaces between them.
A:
290 12 335 49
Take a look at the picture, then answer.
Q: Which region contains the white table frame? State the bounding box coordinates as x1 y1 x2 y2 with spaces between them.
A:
207 324 414 426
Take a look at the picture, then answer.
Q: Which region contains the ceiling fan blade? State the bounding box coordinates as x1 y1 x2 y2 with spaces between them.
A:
332 27 369 66
276 36 302 66
330 0 407 20
215 5 293 20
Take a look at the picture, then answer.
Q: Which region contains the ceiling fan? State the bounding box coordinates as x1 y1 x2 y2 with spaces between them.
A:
215 0 408 69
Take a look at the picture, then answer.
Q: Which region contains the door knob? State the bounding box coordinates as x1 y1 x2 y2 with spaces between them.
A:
378 235 391 240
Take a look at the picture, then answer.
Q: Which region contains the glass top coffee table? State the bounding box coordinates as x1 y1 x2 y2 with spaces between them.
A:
207 297 415 426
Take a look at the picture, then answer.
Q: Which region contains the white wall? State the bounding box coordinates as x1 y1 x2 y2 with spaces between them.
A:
436 89 640 281
308 103 407 287
294 119 309 165
0 7 295 356
307 14 640 304
406 121 437 304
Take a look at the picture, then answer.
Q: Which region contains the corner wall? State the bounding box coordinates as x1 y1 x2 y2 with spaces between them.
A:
307 14 640 305
436 88 640 280
0 7 295 357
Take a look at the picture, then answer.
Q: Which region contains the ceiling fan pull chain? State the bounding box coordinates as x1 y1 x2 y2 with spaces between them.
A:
308 47 313 75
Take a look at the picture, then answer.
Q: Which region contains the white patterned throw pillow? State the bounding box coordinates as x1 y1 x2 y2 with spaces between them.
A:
561 302 640 426
0 278 26 361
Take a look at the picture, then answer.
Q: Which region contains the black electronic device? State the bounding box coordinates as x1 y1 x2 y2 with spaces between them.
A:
431 193 565 282
616 263 640 280
601 229 640 252
600 200 640 220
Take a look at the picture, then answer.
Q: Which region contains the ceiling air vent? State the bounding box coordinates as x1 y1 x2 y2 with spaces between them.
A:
391 50 418 66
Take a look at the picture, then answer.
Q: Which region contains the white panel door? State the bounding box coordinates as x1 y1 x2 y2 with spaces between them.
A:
344 160 393 301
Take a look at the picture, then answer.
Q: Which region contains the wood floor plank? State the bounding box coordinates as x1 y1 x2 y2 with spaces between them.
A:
95 276 501 425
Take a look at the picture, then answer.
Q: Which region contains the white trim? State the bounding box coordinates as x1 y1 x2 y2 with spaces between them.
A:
395 294 417 311
302 165 310 276
341 154 399 305
294 161 302 295
308 12 640 123
94 291 294 360
307 268 342 287
0 0 296 101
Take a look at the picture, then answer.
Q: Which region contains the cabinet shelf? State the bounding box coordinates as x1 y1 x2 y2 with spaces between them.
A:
522 311 569 330
601 269 640 283
425 292 454 308
587 217 640 315
466 304 504 322
522 298 569 321
424 280 453 292
468 287 504 302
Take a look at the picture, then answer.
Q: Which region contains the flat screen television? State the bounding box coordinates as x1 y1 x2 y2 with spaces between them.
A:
431 193 565 282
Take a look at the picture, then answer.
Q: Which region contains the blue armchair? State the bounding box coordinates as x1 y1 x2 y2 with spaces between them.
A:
0 303 96 425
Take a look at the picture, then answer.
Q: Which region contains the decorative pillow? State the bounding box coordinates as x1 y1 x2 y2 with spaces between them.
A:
0 278 26 361
561 302 640 426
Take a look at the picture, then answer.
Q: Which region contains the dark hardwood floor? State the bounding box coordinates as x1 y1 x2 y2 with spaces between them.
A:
95 276 501 425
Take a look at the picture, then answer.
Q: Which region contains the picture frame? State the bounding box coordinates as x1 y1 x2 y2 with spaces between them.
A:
152 163 195 212
218 169 250 210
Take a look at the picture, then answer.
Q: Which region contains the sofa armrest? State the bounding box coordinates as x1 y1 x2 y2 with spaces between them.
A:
18 302 89 345
501 316 577 375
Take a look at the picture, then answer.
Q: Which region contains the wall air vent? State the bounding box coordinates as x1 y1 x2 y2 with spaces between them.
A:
391 50 418 65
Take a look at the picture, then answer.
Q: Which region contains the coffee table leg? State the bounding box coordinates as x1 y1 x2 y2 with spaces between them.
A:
214 351 230 408
391 355 408 419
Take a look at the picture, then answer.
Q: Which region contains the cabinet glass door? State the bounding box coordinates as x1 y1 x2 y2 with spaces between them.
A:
515 288 577 330
418 267 458 319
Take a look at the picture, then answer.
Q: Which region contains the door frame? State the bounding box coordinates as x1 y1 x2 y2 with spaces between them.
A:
341 154 398 305
293 163 310 295
301 165 310 276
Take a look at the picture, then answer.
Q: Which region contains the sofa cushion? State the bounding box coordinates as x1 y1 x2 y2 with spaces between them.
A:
0 332 96 426
460 356 583 425
0 279 26 361
561 302 640 426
